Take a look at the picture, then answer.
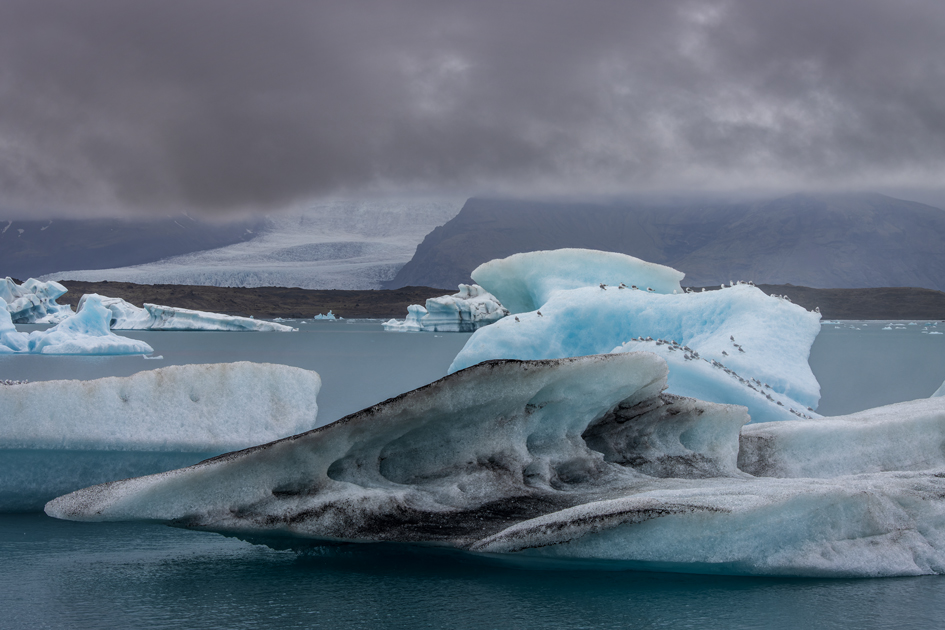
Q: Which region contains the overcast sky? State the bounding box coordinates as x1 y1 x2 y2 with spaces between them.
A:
2 0 945 217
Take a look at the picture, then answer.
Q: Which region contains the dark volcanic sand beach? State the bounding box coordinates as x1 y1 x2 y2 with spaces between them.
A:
54 281 945 320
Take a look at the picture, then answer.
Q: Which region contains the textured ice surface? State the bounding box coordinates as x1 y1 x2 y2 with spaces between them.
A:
471 249 685 314
45 199 462 290
739 397 945 478
2 362 320 511
0 294 154 355
0 277 73 324
383 284 508 332
45 353 945 577
451 282 821 420
78 293 296 332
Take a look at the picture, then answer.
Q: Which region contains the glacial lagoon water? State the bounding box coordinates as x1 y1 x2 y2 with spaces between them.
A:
2 319 945 629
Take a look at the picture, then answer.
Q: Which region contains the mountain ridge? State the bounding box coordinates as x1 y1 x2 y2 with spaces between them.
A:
386 193 945 292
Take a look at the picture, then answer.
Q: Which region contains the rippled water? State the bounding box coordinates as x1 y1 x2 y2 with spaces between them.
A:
2 319 945 629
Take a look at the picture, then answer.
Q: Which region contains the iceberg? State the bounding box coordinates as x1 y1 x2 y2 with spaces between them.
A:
0 294 153 355
471 249 685 314
45 353 945 577
2 362 321 511
78 294 296 332
0 277 73 324
384 284 509 332
933 378 945 398
451 267 821 422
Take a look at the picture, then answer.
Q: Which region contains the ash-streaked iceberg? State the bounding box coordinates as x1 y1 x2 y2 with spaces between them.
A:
78 294 296 332
0 294 153 355
452 254 821 423
0 277 73 324
383 284 508 332
3 362 320 511
471 248 685 314
45 353 945 577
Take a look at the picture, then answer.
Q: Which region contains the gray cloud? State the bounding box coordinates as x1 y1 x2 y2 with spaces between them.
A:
1 0 944 216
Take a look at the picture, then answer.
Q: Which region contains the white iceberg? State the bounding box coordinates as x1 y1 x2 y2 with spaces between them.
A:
451 254 821 423
45 353 945 577
384 284 509 332
0 277 73 324
78 294 296 332
2 362 321 511
471 248 685 314
0 294 154 355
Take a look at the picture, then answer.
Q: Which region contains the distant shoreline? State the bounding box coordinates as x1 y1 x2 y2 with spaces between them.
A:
56 280 945 321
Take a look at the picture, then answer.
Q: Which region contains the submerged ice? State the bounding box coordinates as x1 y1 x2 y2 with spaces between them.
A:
384 284 508 332
3 362 321 511
45 353 945 577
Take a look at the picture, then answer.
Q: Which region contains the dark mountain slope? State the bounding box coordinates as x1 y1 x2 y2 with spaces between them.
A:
386 193 945 292
0 215 265 280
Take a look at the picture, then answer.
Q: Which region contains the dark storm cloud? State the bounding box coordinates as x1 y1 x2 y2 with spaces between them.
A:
1 0 944 216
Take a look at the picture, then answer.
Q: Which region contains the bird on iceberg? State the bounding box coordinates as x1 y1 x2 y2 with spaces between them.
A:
618 283 627 289
647 287 654 292
599 283 607 290
536 311 542 317
514 316 520 322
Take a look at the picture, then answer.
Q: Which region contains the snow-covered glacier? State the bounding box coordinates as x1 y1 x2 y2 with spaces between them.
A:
383 284 509 332
0 294 153 355
44 199 462 290
0 277 73 324
45 353 945 577
79 294 296 332
2 362 320 511
451 249 821 423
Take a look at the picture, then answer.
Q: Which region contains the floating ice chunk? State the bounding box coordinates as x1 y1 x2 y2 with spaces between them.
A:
0 301 28 353
312 311 337 320
0 295 151 355
471 249 685 314
739 397 945 478
77 294 296 332
2 362 320 511
384 284 508 332
45 354 746 533
24 295 154 355
44 353 945 577
0 277 73 324
451 283 821 413
933 379 945 398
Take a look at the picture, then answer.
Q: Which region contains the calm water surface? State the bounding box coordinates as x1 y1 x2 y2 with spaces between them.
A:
2 319 945 629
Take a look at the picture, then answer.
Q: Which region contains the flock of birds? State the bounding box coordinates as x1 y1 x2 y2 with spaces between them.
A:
625 334 815 420
507 279 820 419
0 379 28 386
